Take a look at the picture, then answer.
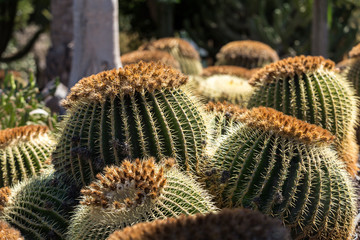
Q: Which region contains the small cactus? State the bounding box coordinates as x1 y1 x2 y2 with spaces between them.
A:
53 61 207 187
0 125 56 187
139 38 203 75
108 208 291 240
248 55 359 176
66 157 217 240
215 40 279 68
0 220 24 240
0 172 79 240
194 66 255 107
204 107 357 240
120 50 181 70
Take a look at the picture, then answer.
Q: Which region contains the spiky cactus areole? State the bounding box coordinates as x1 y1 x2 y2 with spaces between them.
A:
53 61 207 187
0 125 55 187
67 158 217 240
120 50 181 70
0 220 24 240
248 55 359 176
194 66 255 107
0 172 79 240
204 107 356 240
108 208 291 240
138 38 203 75
215 40 279 68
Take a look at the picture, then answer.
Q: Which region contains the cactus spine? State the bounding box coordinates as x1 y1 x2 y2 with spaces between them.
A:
108 208 291 240
248 55 359 176
0 172 79 240
204 107 356 240
215 40 279 68
0 125 55 187
139 38 203 75
67 158 217 240
52 62 207 187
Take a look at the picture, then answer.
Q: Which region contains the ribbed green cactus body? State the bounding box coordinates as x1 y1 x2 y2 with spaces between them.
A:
346 57 360 96
66 168 216 240
0 172 78 240
167 47 203 75
208 124 356 239
53 88 206 187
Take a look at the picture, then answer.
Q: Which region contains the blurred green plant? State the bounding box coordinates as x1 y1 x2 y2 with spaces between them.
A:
0 72 57 130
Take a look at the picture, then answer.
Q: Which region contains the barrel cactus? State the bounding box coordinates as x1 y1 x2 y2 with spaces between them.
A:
0 172 79 239
138 38 203 75
67 157 217 240
120 50 180 70
345 43 360 95
204 107 357 239
0 125 56 187
194 66 255 107
215 40 279 68
108 208 291 240
248 55 359 176
52 61 207 187
0 220 24 240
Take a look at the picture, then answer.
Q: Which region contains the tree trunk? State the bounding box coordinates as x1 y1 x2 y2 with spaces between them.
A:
311 0 328 57
69 0 122 88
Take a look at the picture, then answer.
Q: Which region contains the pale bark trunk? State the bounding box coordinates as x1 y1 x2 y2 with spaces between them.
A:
311 0 328 57
69 0 122 88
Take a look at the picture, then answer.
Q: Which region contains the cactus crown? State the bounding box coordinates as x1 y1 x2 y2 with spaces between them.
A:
80 158 167 210
121 50 180 70
240 107 335 144
249 55 335 86
349 43 360 58
139 38 200 60
205 101 247 119
0 125 49 147
0 187 10 211
217 40 279 62
62 61 188 108
0 221 24 240
201 66 258 79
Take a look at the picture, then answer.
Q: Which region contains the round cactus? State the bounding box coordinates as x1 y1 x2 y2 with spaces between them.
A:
139 38 203 75
52 61 207 187
194 66 255 107
248 55 359 176
0 172 79 240
0 220 24 240
120 50 181 70
0 125 56 187
204 107 357 240
345 43 360 96
215 40 279 68
108 208 291 240
67 157 217 240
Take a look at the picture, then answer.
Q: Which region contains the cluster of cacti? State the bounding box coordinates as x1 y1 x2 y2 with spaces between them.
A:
192 66 255 107
0 172 79 239
67 157 216 240
108 208 291 240
120 50 181 70
215 40 279 68
248 55 359 176
138 37 203 75
203 107 357 239
0 125 55 187
52 61 207 187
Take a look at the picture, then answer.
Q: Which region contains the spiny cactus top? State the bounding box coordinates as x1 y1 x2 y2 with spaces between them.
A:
215 40 279 68
67 158 217 240
248 55 359 176
54 61 207 187
138 38 202 75
349 43 360 58
201 66 259 80
108 208 291 240
0 172 79 240
0 125 55 187
0 220 24 240
205 107 356 240
120 50 181 70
